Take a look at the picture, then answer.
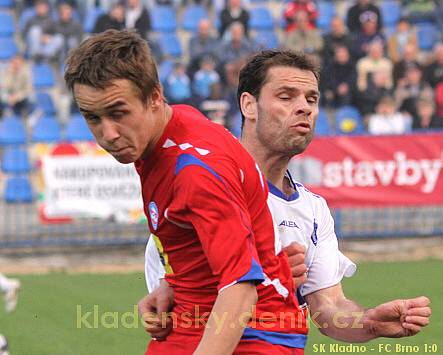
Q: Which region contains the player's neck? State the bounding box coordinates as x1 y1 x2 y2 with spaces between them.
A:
241 138 290 191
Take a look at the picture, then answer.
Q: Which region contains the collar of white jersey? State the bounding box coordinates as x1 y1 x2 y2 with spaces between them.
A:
267 170 300 202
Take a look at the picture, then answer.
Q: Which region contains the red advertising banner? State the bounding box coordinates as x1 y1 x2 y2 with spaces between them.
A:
290 133 443 207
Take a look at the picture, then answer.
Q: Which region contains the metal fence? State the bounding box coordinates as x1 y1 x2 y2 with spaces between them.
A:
1 199 443 249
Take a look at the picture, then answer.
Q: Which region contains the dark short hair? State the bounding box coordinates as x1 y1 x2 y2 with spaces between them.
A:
237 50 320 129
64 29 160 104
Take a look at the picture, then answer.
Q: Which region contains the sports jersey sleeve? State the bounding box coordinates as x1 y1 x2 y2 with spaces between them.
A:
145 235 166 293
300 197 356 296
165 153 265 292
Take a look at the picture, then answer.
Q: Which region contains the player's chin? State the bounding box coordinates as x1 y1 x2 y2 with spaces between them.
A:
111 153 137 164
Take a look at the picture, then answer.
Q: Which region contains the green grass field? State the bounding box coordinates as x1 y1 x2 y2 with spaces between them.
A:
0 260 442 355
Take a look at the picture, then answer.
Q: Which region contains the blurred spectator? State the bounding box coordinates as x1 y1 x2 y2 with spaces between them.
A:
55 2 84 60
346 0 382 33
355 68 393 116
401 0 437 24
219 0 250 39
218 23 256 90
322 16 353 66
412 97 442 129
321 46 356 107
0 54 33 118
283 0 318 33
435 82 443 118
164 61 192 104
368 95 411 135
356 41 392 92
146 34 164 64
350 13 386 60
199 82 231 126
395 63 434 117
188 19 219 79
285 11 323 62
387 17 418 63
217 22 255 68
393 43 420 86
24 0 64 62
192 56 220 101
125 0 151 38
93 1 125 33
424 43 443 88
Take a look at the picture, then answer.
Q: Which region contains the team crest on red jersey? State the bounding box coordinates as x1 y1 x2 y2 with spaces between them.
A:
149 201 159 230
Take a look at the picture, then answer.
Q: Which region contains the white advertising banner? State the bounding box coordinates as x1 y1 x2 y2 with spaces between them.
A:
42 155 143 219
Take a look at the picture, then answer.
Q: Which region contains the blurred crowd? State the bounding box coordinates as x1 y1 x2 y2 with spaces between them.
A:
1 0 443 136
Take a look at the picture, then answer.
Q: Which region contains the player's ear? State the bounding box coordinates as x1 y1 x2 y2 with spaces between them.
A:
149 85 164 111
240 92 258 122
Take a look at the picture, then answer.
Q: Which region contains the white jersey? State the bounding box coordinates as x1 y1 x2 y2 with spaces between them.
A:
145 171 356 296
268 171 356 297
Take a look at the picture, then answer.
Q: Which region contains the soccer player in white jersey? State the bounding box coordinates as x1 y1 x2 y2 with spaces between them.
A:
140 50 431 344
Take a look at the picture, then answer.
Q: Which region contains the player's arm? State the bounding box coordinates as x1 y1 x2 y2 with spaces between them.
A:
138 236 174 339
145 235 166 293
306 284 431 342
167 154 266 353
194 282 257 355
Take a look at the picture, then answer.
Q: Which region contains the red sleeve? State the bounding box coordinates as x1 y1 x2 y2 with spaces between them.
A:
165 153 265 291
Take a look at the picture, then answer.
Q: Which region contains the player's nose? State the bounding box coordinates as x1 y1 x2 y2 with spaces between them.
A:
293 96 312 116
101 119 120 143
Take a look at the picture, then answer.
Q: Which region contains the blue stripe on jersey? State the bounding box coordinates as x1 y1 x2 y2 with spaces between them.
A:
237 258 265 284
242 327 307 348
175 153 221 181
267 181 300 201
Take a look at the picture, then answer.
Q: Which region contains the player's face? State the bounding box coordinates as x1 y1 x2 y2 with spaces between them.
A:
255 66 319 156
74 79 163 164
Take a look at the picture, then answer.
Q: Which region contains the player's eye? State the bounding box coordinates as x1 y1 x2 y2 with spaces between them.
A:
110 111 125 119
84 114 100 123
307 96 319 104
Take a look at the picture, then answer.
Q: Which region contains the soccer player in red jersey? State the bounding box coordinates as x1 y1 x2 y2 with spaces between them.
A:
65 30 308 354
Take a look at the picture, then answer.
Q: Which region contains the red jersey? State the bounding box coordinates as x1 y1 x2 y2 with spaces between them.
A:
135 105 308 349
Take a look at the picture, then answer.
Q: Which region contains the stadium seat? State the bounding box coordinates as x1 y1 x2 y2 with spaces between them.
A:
150 6 177 33
0 0 14 8
4 176 34 203
380 1 401 28
65 115 94 142
31 117 61 143
317 1 336 32
254 30 279 49
83 7 105 33
0 12 15 37
35 92 56 115
181 5 208 32
0 116 27 145
0 37 17 60
249 7 274 31
315 108 332 136
335 105 364 135
32 63 55 89
159 33 182 57
417 24 439 51
1 147 31 174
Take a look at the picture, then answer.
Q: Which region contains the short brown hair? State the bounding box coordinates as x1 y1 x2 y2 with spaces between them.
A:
237 50 320 129
64 29 160 104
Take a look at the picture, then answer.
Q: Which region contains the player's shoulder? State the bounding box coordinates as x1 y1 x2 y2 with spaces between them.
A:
171 104 242 153
291 179 328 208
